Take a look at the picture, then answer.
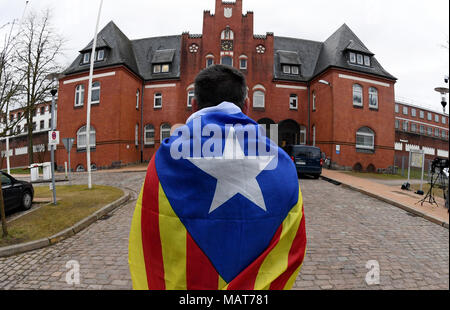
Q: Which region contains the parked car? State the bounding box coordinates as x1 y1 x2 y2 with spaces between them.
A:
0 171 34 212
285 145 323 179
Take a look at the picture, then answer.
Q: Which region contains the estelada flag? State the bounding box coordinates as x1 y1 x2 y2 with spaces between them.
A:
129 102 306 290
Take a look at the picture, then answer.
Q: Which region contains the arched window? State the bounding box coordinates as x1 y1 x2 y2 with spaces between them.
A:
356 127 375 150
187 90 195 108
160 123 171 142
221 28 234 40
136 89 140 110
312 125 316 146
75 84 85 107
300 126 307 145
253 91 265 108
368 87 378 109
206 54 215 68
144 124 155 146
77 125 96 150
76 165 85 172
353 84 363 107
91 82 100 104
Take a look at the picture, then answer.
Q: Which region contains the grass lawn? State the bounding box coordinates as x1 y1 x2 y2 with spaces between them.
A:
2 167 43 175
411 183 446 199
0 185 123 247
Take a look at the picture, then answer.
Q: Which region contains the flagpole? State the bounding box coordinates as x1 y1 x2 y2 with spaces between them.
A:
86 0 103 189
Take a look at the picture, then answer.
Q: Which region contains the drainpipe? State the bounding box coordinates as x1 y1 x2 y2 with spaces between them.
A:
140 82 145 163
307 83 311 145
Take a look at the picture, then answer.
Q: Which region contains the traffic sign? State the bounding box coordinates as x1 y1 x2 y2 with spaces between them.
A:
62 138 75 152
48 131 60 145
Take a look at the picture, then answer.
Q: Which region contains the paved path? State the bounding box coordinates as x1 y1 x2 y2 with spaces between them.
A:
0 171 448 290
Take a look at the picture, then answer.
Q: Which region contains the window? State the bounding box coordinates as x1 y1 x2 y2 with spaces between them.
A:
77 125 96 150
154 93 162 108
253 91 265 108
144 124 155 146
300 126 307 145
312 92 316 111
206 57 214 68
427 112 432 121
16 125 21 134
221 56 233 66
411 123 417 132
357 54 363 65
435 114 439 123
75 84 85 107
160 123 171 142
395 104 399 113
239 58 247 70
403 106 408 115
40 120 44 130
76 165 85 172
420 125 425 134
419 110 424 119
289 94 298 110
187 90 195 108
427 127 432 136
410 108 416 117
91 82 100 104
356 127 375 150
136 89 140 110
435 128 440 137
395 119 399 129
402 121 408 132
368 87 378 109
1 174 12 186
312 125 316 146
48 118 52 129
291 66 299 75
282 65 299 75
442 130 448 139
40 107 45 115
96 49 104 61
153 64 170 73
221 28 234 40
349 52 356 63
83 53 90 64
353 84 363 107
364 55 371 66
443 116 447 125
135 124 139 146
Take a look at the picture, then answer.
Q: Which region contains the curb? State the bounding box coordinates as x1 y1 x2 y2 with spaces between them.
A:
321 176 449 230
0 189 131 258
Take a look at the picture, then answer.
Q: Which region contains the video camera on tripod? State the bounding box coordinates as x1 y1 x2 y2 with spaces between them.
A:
418 157 449 210
431 158 449 173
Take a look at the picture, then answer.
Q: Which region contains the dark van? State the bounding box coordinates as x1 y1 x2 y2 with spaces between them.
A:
285 145 323 179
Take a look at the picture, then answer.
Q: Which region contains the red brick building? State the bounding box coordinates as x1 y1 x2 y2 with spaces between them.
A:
56 0 398 172
394 100 449 162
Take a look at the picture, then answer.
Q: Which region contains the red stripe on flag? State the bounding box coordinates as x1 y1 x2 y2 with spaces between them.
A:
186 233 219 290
227 225 283 290
141 156 166 290
269 208 307 290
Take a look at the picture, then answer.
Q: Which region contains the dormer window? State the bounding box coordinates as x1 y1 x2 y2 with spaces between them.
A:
96 49 105 61
153 64 170 74
152 49 175 75
346 40 373 68
278 50 301 76
282 65 300 75
83 53 90 64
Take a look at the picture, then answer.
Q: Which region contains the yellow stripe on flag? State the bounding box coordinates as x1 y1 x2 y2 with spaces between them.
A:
283 248 307 290
128 186 149 290
219 276 228 290
158 184 187 290
254 188 304 290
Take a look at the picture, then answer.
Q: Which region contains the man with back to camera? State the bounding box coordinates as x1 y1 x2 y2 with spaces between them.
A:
129 64 306 290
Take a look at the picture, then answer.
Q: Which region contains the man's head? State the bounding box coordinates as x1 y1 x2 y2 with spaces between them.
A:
194 64 248 111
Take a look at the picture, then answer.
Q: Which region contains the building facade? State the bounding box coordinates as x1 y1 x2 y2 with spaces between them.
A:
394 100 449 162
55 0 398 172
0 101 55 169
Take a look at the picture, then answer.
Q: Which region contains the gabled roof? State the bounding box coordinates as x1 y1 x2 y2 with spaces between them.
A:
65 21 139 77
314 23 396 80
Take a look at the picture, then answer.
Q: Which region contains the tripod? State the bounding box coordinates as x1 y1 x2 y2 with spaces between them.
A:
418 167 448 208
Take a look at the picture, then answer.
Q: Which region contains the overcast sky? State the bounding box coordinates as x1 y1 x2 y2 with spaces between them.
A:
1 0 449 113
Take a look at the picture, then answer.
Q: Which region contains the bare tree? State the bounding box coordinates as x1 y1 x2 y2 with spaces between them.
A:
15 8 65 165
0 21 28 238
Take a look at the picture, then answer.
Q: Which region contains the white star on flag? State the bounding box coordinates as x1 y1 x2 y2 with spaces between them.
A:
187 127 275 214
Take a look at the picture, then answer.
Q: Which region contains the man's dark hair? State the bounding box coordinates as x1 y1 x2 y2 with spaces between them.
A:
194 64 248 110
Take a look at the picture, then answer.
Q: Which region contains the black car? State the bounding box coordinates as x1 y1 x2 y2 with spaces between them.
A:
285 145 323 179
1 171 34 212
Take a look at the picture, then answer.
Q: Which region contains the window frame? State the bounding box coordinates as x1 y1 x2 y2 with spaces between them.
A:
220 55 233 66
187 90 195 108
356 127 375 150
289 94 298 110
253 90 265 108
154 93 163 109
352 84 363 107
144 124 155 146
91 81 100 105
83 53 90 64
239 57 247 70
96 49 105 61
76 125 96 150
160 123 171 142
136 89 140 110
349 52 356 63
74 84 85 107
312 91 316 112
368 87 378 109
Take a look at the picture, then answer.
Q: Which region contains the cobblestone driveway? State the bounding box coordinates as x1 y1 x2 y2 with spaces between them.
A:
0 172 448 290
